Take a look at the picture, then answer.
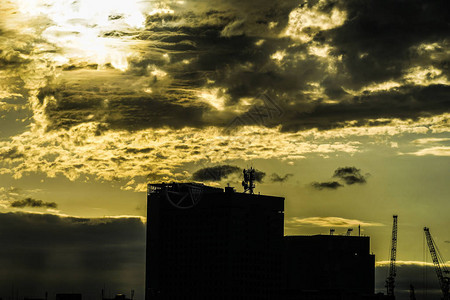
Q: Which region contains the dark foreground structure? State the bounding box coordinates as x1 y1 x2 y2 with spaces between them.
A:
146 183 377 299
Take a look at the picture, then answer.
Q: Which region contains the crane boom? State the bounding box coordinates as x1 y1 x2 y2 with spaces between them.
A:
424 227 449 300
386 215 398 297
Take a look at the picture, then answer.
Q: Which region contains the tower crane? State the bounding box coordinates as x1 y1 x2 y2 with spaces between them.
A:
386 215 398 298
424 227 449 300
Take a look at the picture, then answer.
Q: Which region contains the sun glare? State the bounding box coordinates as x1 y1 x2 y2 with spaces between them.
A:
15 0 149 71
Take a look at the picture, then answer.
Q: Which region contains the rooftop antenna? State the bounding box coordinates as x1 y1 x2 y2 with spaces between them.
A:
242 167 256 194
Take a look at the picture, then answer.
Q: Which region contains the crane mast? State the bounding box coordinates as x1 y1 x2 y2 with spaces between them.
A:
386 215 398 297
424 227 449 300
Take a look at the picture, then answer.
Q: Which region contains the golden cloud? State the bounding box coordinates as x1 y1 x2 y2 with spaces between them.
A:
285 216 384 228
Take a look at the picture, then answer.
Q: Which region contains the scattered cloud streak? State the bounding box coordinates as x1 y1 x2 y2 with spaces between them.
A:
406 137 450 156
412 138 450 145
311 181 343 190
10 197 57 209
0 123 368 187
270 173 293 183
407 146 450 157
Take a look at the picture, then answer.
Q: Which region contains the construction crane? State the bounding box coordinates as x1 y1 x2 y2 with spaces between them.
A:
424 227 449 300
386 215 398 297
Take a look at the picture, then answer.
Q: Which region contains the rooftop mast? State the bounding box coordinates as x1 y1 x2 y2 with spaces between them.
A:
242 167 256 194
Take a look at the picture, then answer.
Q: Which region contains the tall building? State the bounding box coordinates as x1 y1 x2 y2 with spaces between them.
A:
146 182 376 299
146 183 284 299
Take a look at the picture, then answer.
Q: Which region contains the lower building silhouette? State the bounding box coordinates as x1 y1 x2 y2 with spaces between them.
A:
146 183 379 299
102 294 132 300
283 235 375 299
55 294 81 300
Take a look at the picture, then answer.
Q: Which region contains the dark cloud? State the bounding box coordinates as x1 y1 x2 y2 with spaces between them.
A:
38 79 208 131
61 63 98 71
0 212 145 300
270 173 293 183
333 167 367 185
30 0 450 133
310 166 368 191
0 48 31 70
375 263 442 300
192 165 241 181
141 0 449 132
133 12 315 103
192 165 266 182
108 14 124 21
42 78 449 133
35 2 303 132
174 145 189 150
10 197 57 209
311 181 343 190
125 147 154 154
327 0 449 88
279 84 450 132
253 169 266 183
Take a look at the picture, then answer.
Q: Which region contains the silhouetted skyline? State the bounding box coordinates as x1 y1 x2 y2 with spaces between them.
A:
0 0 448 299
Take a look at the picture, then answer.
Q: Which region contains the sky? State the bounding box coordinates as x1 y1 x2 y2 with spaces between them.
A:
0 0 449 299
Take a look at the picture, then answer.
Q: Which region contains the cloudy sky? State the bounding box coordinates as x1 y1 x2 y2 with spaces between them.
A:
0 0 449 299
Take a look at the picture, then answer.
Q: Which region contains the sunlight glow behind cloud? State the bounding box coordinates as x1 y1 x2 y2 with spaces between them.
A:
15 0 148 70
283 0 347 43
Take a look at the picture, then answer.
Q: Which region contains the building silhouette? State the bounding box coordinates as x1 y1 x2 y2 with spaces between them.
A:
146 182 377 299
102 294 132 300
283 235 375 299
55 294 81 300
